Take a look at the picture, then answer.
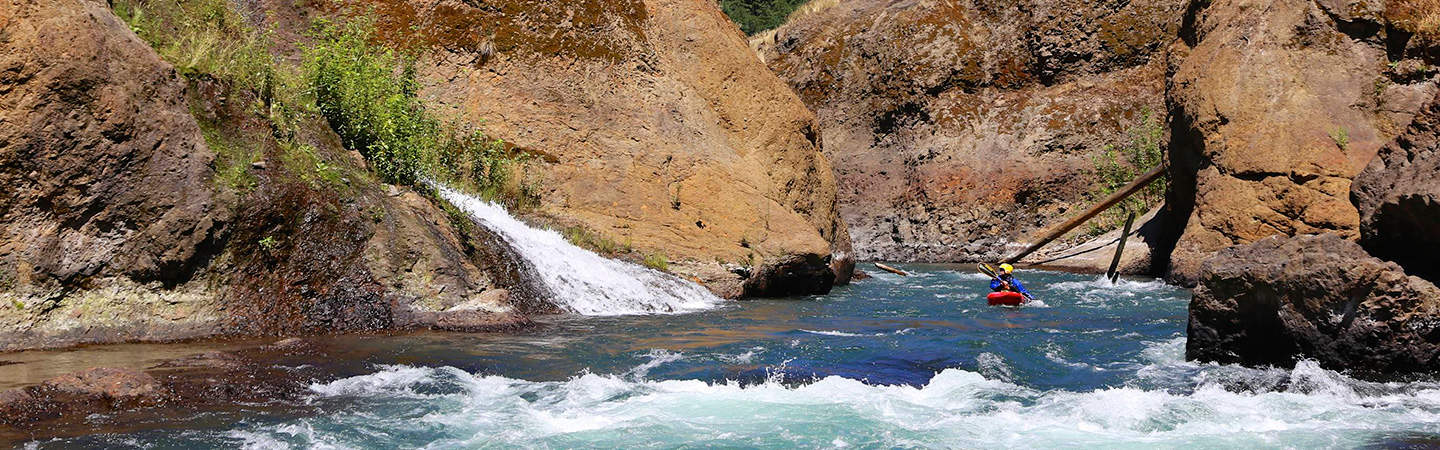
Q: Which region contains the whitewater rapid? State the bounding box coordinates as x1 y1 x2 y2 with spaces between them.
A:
432 184 720 315
219 338 1440 449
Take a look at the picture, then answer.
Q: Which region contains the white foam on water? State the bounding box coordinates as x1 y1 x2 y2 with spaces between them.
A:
277 350 1440 449
432 184 721 316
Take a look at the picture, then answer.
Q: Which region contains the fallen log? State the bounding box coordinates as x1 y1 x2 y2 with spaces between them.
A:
873 262 909 276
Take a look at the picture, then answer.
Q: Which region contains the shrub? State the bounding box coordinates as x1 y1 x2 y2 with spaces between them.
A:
720 0 811 35
305 16 533 206
1085 109 1168 235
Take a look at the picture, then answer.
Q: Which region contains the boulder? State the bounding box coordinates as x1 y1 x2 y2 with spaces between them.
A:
1162 0 1439 284
1352 92 1440 283
1188 234 1440 376
366 0 854 295
0 0 228 288
752 0 1185 263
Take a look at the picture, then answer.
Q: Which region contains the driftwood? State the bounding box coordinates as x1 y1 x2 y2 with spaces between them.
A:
1005 164 1167 263
873 262 909 276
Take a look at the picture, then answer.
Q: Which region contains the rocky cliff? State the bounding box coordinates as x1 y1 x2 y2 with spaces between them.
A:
1162 0 1439 284
753 0 1185 263
0 0 858 351
1353 91 1440 284
364 0 854 296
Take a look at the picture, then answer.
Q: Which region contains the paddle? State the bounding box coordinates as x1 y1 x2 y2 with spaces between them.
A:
978 263 1034 302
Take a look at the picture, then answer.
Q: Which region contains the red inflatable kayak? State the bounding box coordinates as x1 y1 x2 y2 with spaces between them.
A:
987 291 1025 306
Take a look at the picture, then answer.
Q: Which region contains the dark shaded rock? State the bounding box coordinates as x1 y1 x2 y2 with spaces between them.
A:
743 253 835 297
1353 92 1440 283
1187 234 1440 377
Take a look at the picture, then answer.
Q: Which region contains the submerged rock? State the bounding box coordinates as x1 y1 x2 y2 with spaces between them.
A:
1188 234 1440 376
1353 92 1440 283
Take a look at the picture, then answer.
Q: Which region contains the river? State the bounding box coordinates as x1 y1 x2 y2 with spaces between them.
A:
25 265 1440 448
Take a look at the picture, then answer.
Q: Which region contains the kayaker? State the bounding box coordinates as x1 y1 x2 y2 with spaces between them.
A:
989 264 1031 298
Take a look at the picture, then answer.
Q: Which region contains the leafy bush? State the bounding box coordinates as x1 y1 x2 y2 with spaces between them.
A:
306 17 535 207
1086 110 1168 235
720 0 811 35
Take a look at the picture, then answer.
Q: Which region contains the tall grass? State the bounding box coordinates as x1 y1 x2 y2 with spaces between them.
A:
113 0 272 93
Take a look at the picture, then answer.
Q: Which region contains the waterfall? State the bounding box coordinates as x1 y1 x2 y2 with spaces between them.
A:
432 184 722 316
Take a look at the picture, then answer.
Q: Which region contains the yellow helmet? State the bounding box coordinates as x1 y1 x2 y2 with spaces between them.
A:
999 263 1014 273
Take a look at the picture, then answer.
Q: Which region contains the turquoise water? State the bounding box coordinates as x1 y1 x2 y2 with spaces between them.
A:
31 266 1440 448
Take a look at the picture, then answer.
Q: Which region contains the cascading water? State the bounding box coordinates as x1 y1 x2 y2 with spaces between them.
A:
431 184 721 315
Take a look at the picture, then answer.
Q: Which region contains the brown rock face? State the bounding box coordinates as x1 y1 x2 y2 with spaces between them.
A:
370 0 853 295
753 0 1184 263
0 0 525 350
1352 92 1440 283
0 0 227 289
1187 234 1440 377
1162 0 1439 284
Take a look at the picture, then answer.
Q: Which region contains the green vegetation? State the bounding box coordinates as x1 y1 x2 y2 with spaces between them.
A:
642 252 670 271
1330 126 1350 151
113 1 540 209
1086 110 1168 236
113 0 271 92
561 226 633 256
10 299 22 311
258 236 280 251
720 0 810 35
306 17 537 208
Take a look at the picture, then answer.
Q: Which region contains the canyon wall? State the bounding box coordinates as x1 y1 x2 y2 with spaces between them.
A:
369 0 855 296
754 0 1185 263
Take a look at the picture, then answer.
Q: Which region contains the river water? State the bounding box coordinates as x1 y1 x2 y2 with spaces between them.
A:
30 266 1440 449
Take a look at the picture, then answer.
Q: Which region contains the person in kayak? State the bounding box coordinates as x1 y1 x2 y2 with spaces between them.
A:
989 264 1032 298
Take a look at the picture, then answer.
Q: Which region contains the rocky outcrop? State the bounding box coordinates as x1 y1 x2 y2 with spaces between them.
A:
1162 0 1439 284
1187 234 1440 377
1352 92 1440 283
752 0 1185 263
364 0 853 296
0 0 228 294
0 0 526 351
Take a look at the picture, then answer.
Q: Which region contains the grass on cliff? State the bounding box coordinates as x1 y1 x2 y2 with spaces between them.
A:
1084 110 1168 237
306 16 539 209
112 1 540 209
1390 0 1440 42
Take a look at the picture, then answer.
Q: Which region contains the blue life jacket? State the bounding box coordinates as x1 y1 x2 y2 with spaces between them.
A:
990 275 1030 296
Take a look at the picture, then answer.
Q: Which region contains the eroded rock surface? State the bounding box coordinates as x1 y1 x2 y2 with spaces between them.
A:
753 0 1184 263
1188 234 1440 376
367 0 854 296
0 0 526 350
1163 0 1439 284
1353 92 1440 283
